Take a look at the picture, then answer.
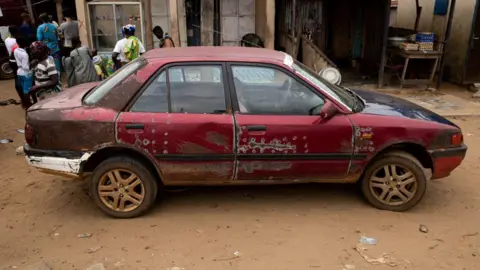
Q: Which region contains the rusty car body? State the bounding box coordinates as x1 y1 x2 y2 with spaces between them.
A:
23 47 467 218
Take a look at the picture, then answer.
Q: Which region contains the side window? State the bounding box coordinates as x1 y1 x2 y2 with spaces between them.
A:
130 70 169 113
231 66 324 115
131 65 226 114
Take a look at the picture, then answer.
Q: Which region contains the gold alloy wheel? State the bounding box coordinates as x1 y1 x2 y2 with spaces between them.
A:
98 169 145 212
369 164 417 206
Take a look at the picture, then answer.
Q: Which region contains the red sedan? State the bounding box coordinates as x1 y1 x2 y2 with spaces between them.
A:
23 47 467 218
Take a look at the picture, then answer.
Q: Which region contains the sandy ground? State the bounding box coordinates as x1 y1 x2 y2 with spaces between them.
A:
1 80 480 270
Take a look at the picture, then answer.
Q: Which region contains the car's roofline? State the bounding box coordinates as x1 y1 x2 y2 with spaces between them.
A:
142 46 287 62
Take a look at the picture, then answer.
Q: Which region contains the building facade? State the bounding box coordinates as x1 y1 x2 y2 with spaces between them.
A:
75 0 275 54
394 0 480 84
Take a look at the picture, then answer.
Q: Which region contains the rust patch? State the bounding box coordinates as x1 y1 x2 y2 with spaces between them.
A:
160 162 232 182
354 126 375 153
177 141 215 154
206 132 228 147
239 161 292 174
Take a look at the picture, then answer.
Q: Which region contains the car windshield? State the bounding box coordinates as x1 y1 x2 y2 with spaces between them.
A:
83 58 147 105
291 60 354 110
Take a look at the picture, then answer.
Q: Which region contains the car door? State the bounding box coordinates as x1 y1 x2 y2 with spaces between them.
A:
227 63 354 182
116 62 236 184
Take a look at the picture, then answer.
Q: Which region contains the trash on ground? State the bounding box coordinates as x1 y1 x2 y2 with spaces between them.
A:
360 236 377 245
466 133 474 136
166 267 185 270
85 246 102 254
77 233 92 238
0 99 21 106
213 251 241 261
16 129 25 134
0 139 13 144
343 264 356 270
354 244 407 267
419 224 429 233
16 146 24 155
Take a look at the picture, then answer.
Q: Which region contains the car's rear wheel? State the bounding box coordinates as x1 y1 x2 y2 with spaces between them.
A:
361 151 427 212
90 156 158 218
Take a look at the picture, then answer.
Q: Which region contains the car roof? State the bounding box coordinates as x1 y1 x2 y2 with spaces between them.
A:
142 46 287 63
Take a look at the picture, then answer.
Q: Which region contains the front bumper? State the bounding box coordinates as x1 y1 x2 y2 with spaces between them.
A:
429 145 467 179
24 144 92 177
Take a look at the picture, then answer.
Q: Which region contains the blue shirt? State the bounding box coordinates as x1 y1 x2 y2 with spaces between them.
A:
37 23 59 54
20 22 36 44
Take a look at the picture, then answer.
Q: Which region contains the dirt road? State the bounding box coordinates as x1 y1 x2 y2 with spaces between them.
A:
0 80 479 269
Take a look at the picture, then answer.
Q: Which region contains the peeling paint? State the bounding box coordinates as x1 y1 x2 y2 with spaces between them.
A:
239 161 292 173
238 138 297 153
26 152 92 176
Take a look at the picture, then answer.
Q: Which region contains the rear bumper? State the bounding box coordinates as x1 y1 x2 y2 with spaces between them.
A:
429 145 467 179
24 144 92 177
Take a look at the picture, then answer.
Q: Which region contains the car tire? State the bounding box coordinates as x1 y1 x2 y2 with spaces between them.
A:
90 156 158 218
0 59 14 80
361 151 427 212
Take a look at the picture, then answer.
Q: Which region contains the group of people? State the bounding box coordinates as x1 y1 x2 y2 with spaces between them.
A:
6 12 82 108
6 11 175 109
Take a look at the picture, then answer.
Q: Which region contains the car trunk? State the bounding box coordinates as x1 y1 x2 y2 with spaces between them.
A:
28 82 100 112
26 82 118 152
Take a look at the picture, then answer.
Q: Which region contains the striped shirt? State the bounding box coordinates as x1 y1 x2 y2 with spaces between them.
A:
34 58 58 86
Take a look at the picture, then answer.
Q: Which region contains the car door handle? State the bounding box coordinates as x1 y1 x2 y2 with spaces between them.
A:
247 125 267 131
125 123 145 130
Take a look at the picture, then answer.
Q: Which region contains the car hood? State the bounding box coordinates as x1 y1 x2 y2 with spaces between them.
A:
353 89 458 128
28 82 100 111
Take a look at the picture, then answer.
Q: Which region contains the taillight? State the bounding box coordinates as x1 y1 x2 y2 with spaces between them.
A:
25 123 36 146
451 133 463 146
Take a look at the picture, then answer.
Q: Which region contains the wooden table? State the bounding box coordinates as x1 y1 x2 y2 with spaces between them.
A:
390 49 443 89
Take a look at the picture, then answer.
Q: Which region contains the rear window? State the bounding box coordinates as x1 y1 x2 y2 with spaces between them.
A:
83 58 147 105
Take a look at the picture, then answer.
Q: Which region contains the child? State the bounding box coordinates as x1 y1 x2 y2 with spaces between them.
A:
29 41 61 100
92 55 115 81
13 36 34 108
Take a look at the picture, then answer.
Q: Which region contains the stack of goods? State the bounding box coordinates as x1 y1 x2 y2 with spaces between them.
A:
399 42 419 51
416 32 435 51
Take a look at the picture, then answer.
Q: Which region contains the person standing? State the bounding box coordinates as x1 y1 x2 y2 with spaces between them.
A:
19 13 36 45
112 25 145 68
5 26 23 102
37 13 61 73
29 41 61 101
13 36 34 108
63 37 97 87
59 14 79 57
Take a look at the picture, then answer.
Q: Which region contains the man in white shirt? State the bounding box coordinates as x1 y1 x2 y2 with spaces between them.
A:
13 36 33 108
5 25 23 101
112 24 145 68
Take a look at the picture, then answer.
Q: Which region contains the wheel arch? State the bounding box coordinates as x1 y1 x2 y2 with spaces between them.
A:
367 141 433 171
82 145 164 184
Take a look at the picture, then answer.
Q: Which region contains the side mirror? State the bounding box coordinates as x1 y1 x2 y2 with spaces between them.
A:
319 100 339 120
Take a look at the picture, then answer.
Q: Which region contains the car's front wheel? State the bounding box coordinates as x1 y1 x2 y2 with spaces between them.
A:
90 156 158 218
361 151 427 212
